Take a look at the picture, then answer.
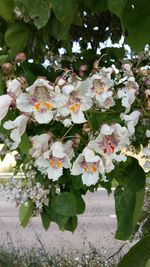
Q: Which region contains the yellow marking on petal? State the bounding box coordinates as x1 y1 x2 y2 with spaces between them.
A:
34 102 41 111
84 164 89 172
100 85 105 91
91 164 97 173
49 160 55 167
45 101 53 110
69 103 81 113
57 161 62 168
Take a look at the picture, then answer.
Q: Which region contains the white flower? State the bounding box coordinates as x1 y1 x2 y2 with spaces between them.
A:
58 79 92 124
117 77 139 113
87 68 114 109
7 78 22 98
0 78 22 123
121 110 141 136
29 133 51 158
35 141 71 181
89 124 129 172
16 78 65 124
71 147 104 186
3 114 29 149
0 95 12 123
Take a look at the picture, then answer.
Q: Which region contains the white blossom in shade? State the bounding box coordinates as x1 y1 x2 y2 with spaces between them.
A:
58 79 92 124
87 67 114 109
122 63 133 77
29 133 51 159
7 78 22 98
89 124 129 172
117 77 139 113
0 95 12 123
3 114 29 149
35 141 71 181
121 110 141 136
71 147 104 186
0 78 23 123
16 78 66 124
146 130 150 138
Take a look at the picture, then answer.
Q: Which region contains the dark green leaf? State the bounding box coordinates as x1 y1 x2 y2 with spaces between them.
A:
113 157 146 240
64 216 78 232
19 0 51 29
52 192 77 217
122 0 150 51
5 23 30 54
0 55 10 65
0 0 15 22
41 210 51 230
50 0 76 28
117 234 150 267
108 0 128 17
19 132 31 155
19 199 34 227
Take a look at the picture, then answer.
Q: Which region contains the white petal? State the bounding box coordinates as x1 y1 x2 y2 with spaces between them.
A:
7 79 22 97
82 172 99 186
47 166 63 181
100 124 114 135
26 79 53 95
35 157 50 168
71 110 86 124
16 93 33 112
62 84 74 95
51 141 66 158
71 155 84 175
34 110 53 124
0 95 12 122
83 147 100 162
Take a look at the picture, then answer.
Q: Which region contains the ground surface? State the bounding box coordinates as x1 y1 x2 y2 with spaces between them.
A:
0 189 131 257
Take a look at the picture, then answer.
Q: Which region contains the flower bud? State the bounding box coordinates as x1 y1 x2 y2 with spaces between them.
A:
145 80 150 88
83 123 91 133
2 63 12 74
79 65 87 76
15 52 26 63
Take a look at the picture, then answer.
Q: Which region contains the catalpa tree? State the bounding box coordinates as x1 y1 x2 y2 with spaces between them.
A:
0 0 150 256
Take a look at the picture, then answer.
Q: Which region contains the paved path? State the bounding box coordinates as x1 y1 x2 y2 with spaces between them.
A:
0 190 131 257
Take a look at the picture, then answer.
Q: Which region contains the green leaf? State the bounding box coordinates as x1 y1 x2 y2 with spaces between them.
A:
117 234 150 267
64 216 78 232
75 193 85 214
50 17 69 40
146 259 150 267
19 132 31 155
108 0 128 17
122 0 150 52
5 22 30 54
0 0 15 22
0 55 10 65
19 199 34 227
50 0 76 28
19 0 51 29
83 0 108 13
113 157 146 240
52 192 77 217
41 210 51 230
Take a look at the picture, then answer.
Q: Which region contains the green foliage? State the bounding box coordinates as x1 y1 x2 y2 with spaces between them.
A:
118 234 150 267
5 22 30 54
0 0 15 22
19 132 31 155
52 192 77 217
111 157 146 240
50 0 77 28
15 0 51 29
19 199 34 227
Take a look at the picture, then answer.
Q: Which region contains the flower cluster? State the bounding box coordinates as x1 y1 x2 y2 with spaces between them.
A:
0 61 149 227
